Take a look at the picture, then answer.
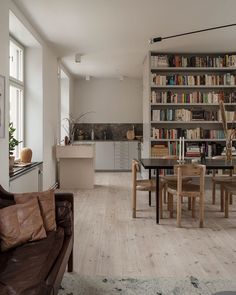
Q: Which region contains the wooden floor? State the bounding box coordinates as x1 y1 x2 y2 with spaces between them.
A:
68 172 236 278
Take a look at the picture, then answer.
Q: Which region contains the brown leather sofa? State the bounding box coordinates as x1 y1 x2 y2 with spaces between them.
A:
0 185 74 295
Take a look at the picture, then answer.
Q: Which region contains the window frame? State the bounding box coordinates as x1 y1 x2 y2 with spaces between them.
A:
9 36 25 158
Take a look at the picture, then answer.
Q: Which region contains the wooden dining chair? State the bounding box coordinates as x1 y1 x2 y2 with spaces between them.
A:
222 182 236 218
167 164 206 228
211 155 234 211
132 159 165 218
160 155 192 205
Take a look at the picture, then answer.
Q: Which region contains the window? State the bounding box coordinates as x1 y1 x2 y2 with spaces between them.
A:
9 38 24 158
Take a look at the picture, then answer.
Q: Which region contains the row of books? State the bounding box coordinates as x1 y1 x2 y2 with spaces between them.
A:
151 128 227 140
151 145 169 157
151 109 235 122
150 90 236 104
152 74 236 86
151 54 236 68
151 142 226 158
151 109 191 122
218 110 236 121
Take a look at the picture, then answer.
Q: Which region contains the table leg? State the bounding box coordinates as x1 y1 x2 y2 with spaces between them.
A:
149 169 151 206
156 168 159 224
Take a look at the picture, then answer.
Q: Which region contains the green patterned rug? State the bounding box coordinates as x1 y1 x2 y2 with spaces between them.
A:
59 273 236 295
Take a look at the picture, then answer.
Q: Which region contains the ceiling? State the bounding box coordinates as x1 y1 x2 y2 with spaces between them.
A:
13 0 236 78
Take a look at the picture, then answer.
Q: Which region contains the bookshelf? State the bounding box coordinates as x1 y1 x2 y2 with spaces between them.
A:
142 52 236 160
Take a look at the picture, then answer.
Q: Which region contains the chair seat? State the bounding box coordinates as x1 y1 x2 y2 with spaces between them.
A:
212 176 236 184
161 175 192 184
167 182 201 197
223 182 236 194
136 179 164 191
136 179 156 191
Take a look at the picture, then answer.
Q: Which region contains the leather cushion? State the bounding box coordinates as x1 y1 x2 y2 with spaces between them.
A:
15 189 56 232
0 227 64 295
0 198 46 251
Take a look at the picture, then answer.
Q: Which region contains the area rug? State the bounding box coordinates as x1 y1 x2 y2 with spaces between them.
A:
58 273 236 295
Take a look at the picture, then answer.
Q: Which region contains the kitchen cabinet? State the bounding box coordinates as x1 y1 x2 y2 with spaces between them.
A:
95 142 115 170
95 141 139 171
75 141 139 171
114 142 129 170
9 164 42 193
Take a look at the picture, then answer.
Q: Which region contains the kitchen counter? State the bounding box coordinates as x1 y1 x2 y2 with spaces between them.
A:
10 161 43 180
56 144 95 189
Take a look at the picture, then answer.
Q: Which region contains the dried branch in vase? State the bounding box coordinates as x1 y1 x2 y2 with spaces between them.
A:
62 111 95 143
219 100 236 160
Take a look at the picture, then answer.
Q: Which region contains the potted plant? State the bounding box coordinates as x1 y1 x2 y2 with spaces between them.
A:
62 111 95 144
9 122 22 171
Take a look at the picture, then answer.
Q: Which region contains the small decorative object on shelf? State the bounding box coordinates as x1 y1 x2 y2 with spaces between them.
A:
199 143 206 163
64 135 69 145
20 147 32 163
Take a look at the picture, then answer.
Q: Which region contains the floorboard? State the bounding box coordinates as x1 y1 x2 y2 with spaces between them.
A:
60 172 236 278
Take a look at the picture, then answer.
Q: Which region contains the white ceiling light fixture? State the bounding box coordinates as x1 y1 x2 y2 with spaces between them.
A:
75 53 82 63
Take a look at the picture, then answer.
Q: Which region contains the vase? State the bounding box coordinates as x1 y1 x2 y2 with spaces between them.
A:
20 148 32 163
226 140 233 161
9 156 15 171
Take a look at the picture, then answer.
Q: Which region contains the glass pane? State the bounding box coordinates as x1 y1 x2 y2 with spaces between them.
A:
9 85 23 158
9 41 23 82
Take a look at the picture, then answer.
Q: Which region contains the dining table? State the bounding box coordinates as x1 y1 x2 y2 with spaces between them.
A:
141 158 236 224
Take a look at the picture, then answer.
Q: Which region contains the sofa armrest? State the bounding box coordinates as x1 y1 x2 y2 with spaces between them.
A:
0 185 15 209
55 193 74 236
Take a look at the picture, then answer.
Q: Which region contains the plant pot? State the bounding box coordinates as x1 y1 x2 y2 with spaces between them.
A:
226 140 233 161
9 156 15 171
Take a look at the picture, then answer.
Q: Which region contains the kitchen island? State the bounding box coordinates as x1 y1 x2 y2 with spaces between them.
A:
56 143 95 189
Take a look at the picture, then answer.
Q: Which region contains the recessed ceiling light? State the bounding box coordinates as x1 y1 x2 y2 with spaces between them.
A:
75 53 81 63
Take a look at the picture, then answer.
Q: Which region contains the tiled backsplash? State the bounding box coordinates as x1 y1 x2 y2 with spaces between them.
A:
74 123 143 141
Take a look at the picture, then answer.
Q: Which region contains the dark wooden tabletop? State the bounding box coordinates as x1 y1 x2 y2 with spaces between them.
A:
141 158 236 170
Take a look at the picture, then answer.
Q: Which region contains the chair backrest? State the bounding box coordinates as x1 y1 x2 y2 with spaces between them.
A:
132 159 140 185
174 164 206 195
132 159 140 172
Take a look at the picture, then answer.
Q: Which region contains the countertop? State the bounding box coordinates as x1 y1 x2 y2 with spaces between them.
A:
73 139 142 142
10 162 43 180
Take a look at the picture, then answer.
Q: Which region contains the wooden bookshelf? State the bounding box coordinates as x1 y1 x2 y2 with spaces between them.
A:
142 51 236 159
151 67 236 72
151 85 236 89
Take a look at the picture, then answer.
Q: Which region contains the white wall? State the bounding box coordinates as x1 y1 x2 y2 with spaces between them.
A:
42 48 60 190
73 78 142 123
25 47 43 161
0 0 10 189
